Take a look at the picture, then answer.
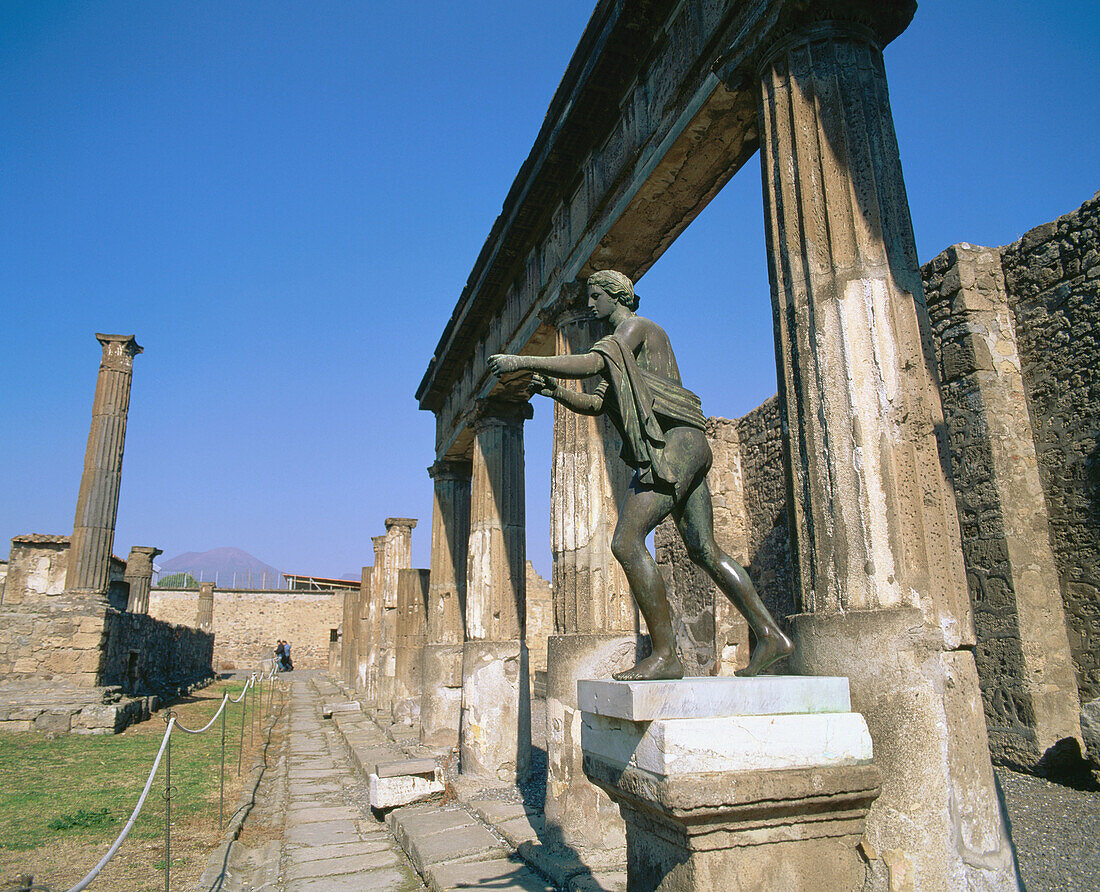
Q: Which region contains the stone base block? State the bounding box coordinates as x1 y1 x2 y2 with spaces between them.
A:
420 643 463 749
544 633 641 851
789 608 1020 891
460 639 530 783
369 764 445 809
580 676 881 892
321 700 361 719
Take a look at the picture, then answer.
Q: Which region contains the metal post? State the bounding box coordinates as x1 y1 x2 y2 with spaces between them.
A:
164 713 172 892
219 694 227 830
237 678 248 776
250 675 256 746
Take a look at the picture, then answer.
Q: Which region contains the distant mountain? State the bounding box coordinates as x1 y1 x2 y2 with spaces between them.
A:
159 547 283 588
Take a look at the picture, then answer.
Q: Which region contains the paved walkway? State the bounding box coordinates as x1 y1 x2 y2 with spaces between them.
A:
276 674 561 892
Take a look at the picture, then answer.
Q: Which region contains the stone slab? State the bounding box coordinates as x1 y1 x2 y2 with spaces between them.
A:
370 771 446 809
290 840 391 863
407 823 504 870
286 848 403 881
322 700 361 718
286 865 419 892
376 757 439 778
577 676 851 720
581 711 873 775
428 855 557 891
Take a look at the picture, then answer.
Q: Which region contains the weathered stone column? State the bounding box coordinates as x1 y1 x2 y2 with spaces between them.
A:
539 288 639 849
341 566 366 687
393 568 429 723
461 396 532 782
925 244 1082 766
67 334 143 599
757 13 1017 889
361 536 386 703
378 517 416 713
124 546 161 614
196 581 214 631
422 459 471 749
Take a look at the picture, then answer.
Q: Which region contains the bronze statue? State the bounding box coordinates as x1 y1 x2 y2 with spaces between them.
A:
489 270 793 680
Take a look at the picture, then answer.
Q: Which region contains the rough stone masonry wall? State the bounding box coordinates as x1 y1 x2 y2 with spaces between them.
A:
100 609 214 693
148 588 343 671
1001 192 1100 702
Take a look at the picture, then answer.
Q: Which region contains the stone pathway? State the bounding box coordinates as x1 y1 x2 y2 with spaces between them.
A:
280 678 423 891
278 674 559 891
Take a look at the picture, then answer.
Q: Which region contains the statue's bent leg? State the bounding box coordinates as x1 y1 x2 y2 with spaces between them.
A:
675 477 794 676
610 480 683 681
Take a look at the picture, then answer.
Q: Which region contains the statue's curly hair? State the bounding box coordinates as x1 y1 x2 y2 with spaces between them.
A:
588 269 639 311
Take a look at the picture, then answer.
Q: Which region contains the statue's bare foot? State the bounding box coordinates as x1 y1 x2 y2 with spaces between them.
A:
612 652 684 682
735 630 794 677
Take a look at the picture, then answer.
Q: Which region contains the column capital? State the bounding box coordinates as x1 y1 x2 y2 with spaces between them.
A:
372 535 387 554
428 458 473 482
471 396 534 430
538 281 589 329
95 333 143 371
127 545 163 559
384 517 418 532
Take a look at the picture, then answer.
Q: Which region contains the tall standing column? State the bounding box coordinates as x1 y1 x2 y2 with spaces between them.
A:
421 459 471 749
67 334 143 599
461 396 532 782
757 14 1017 890
393 568 429 723
362 536 386 704
539 289 639 849
124 546 162 614
377 518 416 713
342 566 367 687
196 581 214 631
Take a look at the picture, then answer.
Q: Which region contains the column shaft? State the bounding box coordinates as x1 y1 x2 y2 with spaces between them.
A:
379 517 417 713
124 546 161 614
758 21 1017 890
68 334 142 596
422 459 471 748
461 397 532 782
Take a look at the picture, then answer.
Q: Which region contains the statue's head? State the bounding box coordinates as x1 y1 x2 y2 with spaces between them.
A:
587 270 639 312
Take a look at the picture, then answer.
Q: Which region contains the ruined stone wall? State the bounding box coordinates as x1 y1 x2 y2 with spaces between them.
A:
148 588 343 671
1001 192 1100 701
526 560 553 683
100 609 214 693
736 398 795 627
0 604 106 685
1 537 125 607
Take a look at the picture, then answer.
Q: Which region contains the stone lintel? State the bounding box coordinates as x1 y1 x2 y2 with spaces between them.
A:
578 676 851 721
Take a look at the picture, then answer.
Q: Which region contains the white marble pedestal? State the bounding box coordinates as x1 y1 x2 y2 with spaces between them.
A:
579 676 881 892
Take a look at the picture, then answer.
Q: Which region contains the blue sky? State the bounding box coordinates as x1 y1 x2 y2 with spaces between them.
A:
2 2 1097 579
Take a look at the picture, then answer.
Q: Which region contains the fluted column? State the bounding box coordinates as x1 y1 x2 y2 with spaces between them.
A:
341 566 366 686
461 396 532 782
393 568 429 723
196 581 214 631
422 459 471 748
758 16 1017 890
67 333 143 598
378 517 416 712
539 288 639 849
124 546 161 614
361 536 386 703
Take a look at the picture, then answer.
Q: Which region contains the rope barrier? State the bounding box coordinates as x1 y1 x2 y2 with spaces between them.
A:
66 717 176 892
173 692 230 735
63 672 267 892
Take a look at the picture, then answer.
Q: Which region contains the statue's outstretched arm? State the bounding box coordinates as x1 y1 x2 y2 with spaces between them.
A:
531 374 605 416
489 351 604 380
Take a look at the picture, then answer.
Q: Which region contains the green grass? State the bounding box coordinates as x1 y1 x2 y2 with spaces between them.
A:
0 677 263 853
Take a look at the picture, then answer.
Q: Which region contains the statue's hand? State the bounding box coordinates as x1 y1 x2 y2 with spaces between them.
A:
488 354 522 377
528 373 556 398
